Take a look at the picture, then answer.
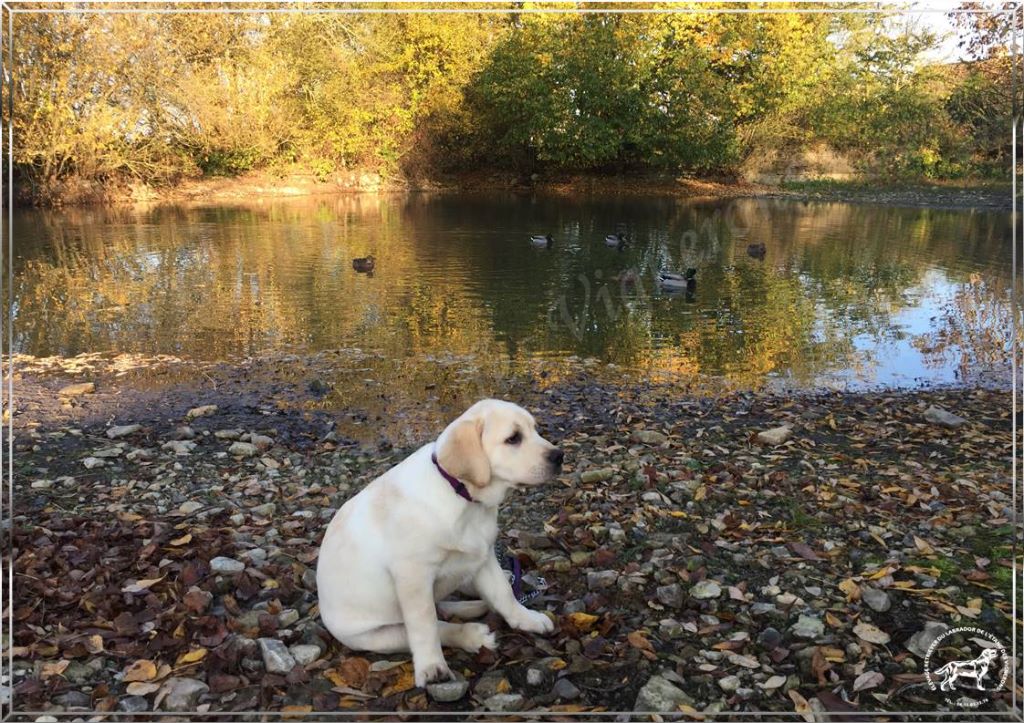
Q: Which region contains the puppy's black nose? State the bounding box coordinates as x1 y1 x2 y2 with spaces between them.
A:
548 448 565 467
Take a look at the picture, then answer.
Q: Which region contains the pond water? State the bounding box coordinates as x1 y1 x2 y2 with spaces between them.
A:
7 193 1016 392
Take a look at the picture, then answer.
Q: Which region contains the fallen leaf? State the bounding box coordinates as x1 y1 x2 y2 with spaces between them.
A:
175 647 208 666
853 622 891 645
123 659 158 682
853 670 884 692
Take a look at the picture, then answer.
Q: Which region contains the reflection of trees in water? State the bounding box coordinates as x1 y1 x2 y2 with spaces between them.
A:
8 195 1012 388
914 275 1021 382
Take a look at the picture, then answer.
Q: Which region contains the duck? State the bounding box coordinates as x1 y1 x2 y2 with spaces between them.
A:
352 255 375 273
530 234 553 247
658 268 697 290
747 243 767 258
605 233 627 248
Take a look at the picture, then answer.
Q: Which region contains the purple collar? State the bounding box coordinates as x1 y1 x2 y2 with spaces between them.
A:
432 450 476 503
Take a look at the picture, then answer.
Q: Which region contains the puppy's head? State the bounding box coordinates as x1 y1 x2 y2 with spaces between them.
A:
435 399 563 500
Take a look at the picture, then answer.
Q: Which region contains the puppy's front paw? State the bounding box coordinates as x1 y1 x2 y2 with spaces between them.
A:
414 657 453 688
457 622 497 653
511 608 555 635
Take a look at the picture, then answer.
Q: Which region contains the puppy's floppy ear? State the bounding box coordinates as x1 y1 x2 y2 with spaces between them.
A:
436 416 490 488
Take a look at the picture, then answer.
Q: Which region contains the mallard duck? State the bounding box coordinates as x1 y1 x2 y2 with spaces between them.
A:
747 243 767 258
352 255 376 273
605 233 627 248
530 234 553 247
658 268 697 290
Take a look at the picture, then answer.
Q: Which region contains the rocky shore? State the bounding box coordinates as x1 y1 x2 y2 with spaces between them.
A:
4 353 1017 718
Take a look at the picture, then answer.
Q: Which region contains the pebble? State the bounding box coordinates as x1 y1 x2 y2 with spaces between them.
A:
160 677 209 711
632 430 667 445
251 502 276 517
862 587 892 612
162 440 196 455
526 668 546 686
484 693 525 712
757 627 782 649
186 404 218 419
229 441 257 457
179 501 203 514
756 426 792 445
117 695 149 712
553 677 581 700
82 457 104 469
289 644 321 666
107 424 141 439
718 674 740 692
923 405 967 428
690 580 722 600
634 675 695 712
790 615 824 640
656 583 684 608
278 609 300 627
427 678 469 702
59 382 95 397
30 480 53 489
587 570 619 590
906 621 949 658
580 468 614 483
210 556 245 574
258 638 297 674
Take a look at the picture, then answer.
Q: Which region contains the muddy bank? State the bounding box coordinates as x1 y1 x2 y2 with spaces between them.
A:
14 168 1013 210
4 352 1017 718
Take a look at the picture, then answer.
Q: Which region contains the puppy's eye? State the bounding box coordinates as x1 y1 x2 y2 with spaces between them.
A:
505 431 522 445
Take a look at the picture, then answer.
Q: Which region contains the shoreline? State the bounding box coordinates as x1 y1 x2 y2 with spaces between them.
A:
7 352 1016 715
12 170 1014 211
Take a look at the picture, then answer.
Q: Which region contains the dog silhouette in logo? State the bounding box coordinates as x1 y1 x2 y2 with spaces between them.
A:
933 648 1000 691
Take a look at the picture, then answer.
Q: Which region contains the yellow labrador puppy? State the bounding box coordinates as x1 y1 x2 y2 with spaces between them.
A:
317 399 563 687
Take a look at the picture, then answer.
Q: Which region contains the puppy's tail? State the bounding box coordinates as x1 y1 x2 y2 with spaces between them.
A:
438 600 489 620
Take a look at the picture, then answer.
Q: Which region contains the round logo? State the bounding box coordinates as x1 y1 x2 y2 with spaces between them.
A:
923 626 1009 708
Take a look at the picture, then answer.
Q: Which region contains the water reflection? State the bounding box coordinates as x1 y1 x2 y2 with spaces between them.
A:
7 194 1015 390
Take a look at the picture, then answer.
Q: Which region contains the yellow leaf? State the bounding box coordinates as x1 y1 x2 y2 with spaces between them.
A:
825 611 842 628
122 576 164 593
788 689 814 723
838 578 860 601
175 647 207 665
569 612 599 632
914 536 935 555
84 634 104 653
693 485 707 501
678 703 705 719
282 705 312 719
123 659 158 682
169 533 192 546
126 681 161 695
382 666 416 697
550 658 567 671
42 659 69 678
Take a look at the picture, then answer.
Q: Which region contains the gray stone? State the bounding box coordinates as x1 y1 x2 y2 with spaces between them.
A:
587 570 619 590
258 638 296 674
484 693 525 712
656 583 684 608
790 615 824 640
250 434 274 451
251 502 276 517
162 440 195 455
55 690 92 708
186 404 218 419
427 678 469 702
160 677 209 711
82 457 104 469
107 424 141 439
30 480 53 489
757 627 782 649
580 468 614 483
179 500 203 515
906 621 950 658
278 609 300 627
229 441 257 457
690 580 722 600
862 587 892 613
553 677 581 700
118 696 150 713
923 406 967 429
756 426 793 446
59 382 95 397
718 675 740 693
526 668 546 686
289 644 321 666
632 430 667 445
634 675 695 712
210 556 245 574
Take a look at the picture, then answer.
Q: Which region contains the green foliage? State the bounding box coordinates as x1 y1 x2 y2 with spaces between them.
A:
2 5 1016 201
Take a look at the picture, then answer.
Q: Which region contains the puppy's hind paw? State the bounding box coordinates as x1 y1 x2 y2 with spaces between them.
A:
457 622 497 653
